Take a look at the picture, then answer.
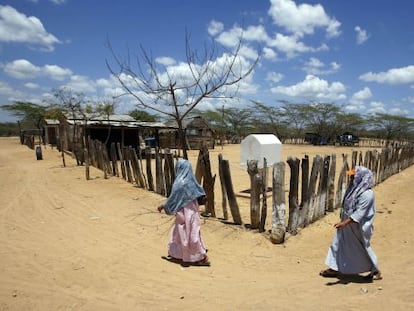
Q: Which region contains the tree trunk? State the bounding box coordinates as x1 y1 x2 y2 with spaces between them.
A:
177 119 188 159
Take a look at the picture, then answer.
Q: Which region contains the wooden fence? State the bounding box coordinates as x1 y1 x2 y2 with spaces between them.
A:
267 143 414 243
77 139 414 244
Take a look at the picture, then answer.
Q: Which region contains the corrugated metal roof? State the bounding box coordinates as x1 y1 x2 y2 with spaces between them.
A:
65 118 171 129
43 119 60 125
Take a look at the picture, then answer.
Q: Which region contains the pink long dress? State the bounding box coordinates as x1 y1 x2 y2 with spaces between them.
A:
168 200 207 263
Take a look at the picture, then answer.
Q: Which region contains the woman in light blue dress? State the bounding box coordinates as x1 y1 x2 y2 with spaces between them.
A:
320 166 382 280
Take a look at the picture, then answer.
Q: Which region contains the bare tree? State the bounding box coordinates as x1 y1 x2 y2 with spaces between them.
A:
95 97 117 145
51 88 93 179
107 32 259 158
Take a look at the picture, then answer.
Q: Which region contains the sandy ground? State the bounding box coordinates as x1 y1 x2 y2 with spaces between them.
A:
0 136 413 311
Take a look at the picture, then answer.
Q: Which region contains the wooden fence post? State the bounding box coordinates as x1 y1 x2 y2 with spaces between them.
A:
220 159 242 225
335 154 348 210
326 154 336 213
259 158 268 233
110 143 119 177
298 155 309 228
247 160 261 229
155 148 166 196
307 155 322 224
117 142 126 180
164 150 174 196
196 145 216 217
270 162 285 244
124 147 133 183
287 157 300 234
145 146 154 191
218 154 229 220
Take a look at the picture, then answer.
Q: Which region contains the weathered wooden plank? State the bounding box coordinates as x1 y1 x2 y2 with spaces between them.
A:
218 154 229 220
287 157 300 234
221 159 242 225
247 160 261 229
270 162 285 244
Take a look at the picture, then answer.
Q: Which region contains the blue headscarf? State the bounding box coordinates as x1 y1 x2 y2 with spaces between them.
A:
342 166 374 217
162 159 206 215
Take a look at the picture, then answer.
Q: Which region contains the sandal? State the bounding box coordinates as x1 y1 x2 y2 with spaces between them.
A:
185 256 211 267
319 268 339 278
370 271 383 280
161 255 182 264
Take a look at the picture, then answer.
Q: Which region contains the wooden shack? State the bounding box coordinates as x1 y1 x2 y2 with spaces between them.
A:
41 118 60 146
59 113 169 153
159 116 215 150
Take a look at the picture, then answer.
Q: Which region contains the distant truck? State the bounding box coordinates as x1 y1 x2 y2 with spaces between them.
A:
304 133 330 145
337 132 359 146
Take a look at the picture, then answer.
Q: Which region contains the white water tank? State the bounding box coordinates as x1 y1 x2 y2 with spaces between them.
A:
240 134 282 168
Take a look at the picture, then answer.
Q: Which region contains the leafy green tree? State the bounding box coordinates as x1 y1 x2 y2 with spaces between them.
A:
1 101 48 129
95 98 117 145
222 107 253 142
128 109 158 122
0 122 20 136
304 102 342 139
249 101 288 138
367 113 414 141
335 112 367 136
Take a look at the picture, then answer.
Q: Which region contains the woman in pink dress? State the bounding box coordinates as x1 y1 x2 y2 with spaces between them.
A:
157 159 210 266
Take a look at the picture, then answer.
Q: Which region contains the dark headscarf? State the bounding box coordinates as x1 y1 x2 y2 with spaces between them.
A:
162 159 205 215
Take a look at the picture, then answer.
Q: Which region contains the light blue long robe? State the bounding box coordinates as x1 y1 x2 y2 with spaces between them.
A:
325 189 379 274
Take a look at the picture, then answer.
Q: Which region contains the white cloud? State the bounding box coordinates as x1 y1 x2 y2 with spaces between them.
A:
50 0 66 4
303 57 341 75
352 87 372 101
243 25 270 42
404 96 414 104
43 65 72 81
0 81 16 96
367 101 386 114
359 65 414 84
350 87 372 105
63 75 96 93
4 59 40 79
239 45 259 61
355 26 370 45
155 56 176 66
0 5 60 51
266 71 284 84
262 47 278 60
24 82 40 89
4 59 72 80
267 33 328 58
268 0 341 38
208 20 224 36
271 74 346 100
215 26 244 48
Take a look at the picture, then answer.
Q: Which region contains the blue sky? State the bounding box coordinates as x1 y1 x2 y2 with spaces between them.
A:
1 0 414 122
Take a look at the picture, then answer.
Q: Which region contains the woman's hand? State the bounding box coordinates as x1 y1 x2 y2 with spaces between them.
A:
334 218 353 229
